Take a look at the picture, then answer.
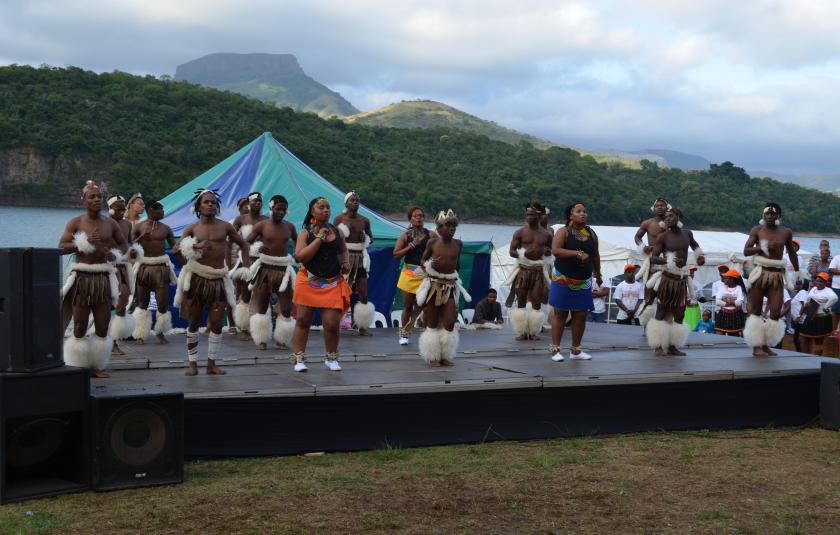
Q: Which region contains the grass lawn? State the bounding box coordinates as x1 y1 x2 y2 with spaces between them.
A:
1 427 838 534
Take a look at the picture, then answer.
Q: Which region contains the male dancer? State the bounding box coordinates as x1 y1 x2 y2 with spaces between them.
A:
246 195 298 350
505 202 553 340
106 195 136 354
231 192 268 340
634 197 672 324
539 207 553 233
59 180 128 378
175 190 250 376
125 193 145 226
743 202 800 356
334 191 375 335
645 208 705 356
416 210 471 366
131 200 178 344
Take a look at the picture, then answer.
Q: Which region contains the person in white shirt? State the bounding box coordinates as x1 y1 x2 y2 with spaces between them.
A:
613 264 645 325
715 269 746 335
588 277 610 323
711 265 729 311
799 272 838 355
789 279 807 352
827 250 840 330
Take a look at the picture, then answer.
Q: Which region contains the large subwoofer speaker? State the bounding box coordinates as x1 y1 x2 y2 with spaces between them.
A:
821 361 840 429
91 392 183 491
0 367 90 503
0 248 63 372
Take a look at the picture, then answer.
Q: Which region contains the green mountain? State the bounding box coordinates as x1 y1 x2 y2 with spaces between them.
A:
2 65 840 232
174 53 359 118
346 100 640 168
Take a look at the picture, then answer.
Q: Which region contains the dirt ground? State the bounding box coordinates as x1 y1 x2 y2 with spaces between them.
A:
1 427 838 535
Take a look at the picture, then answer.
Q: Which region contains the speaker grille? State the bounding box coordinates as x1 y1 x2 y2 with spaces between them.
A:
107 407 168 467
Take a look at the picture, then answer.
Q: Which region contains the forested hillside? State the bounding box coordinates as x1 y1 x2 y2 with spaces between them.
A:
2 65 839 232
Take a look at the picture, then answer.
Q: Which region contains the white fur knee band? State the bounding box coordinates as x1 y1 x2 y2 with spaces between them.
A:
154 311 172 335
273 315 294 347
743 314 765 348
646 318 670 350
249 313 272 346
353 302 375 330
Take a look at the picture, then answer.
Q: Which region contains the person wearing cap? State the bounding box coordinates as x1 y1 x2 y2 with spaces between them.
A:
58 180 129 378
683 266 705 330
742 202 802 357
645 208 705 356
798 272 837 355
231 192 269 341
613 264 644 325
505 202 553 340
715 269 746 336
125 193 145 227
333 191 376 336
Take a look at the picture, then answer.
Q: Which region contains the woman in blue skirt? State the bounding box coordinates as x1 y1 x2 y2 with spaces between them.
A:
549 203 602 362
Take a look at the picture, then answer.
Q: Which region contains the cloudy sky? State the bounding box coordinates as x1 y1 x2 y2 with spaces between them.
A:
3 0 840 175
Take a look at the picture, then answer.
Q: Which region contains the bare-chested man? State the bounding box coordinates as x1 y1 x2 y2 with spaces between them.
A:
245 195 298 350
106 194 135 355
634 197 671 324
416 210 472 367
131 200 178 345
334 191 376 336
743 202 801 357
59 181 128 378
125 193 145 227
231 192 268 340
539 207 553 233
645 208 705 357
174 190 250 376
505 202 553 341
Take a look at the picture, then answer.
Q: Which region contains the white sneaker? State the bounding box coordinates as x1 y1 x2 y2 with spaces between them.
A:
570 351 592 360
551 351 564 362
324 359 342 371
398 337 410 345
294 362 308 372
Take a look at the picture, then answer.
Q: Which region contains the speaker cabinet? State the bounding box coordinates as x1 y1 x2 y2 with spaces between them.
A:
0 367 90 503
91 392 183 491
0 248 63 372
821 361 840 430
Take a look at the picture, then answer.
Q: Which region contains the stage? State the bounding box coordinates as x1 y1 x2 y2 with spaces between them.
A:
97 323 829 457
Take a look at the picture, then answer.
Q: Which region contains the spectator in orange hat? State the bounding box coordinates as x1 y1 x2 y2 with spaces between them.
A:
614 264 644 325
798 272 837 355
715 269 746 336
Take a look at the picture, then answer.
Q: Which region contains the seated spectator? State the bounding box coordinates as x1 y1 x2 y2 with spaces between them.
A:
473 288 504 325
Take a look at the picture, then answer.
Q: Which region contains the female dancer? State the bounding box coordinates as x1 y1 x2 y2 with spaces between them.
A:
798 272 837 355
714 269 746 336
393 207 434 345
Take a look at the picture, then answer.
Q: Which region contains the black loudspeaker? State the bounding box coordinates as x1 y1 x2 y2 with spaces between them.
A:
820 361 840 430
0 367 90 503
91 392 184 491
0 248 63 372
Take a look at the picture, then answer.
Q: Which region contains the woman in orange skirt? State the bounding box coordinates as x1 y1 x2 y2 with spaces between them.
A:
291 197 352 372
393 207 435 346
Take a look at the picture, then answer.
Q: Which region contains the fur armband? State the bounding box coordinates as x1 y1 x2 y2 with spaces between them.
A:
337 223 351 239
249 241 263 258
73 232 96 255
179 236 201 260
693 248 704 258
128 243 144 263
109 248 126 263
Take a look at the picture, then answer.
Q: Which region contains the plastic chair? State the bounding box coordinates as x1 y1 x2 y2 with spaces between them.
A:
371 311 388 328
462 309 475 324
390 310 403 328
457 313 466 326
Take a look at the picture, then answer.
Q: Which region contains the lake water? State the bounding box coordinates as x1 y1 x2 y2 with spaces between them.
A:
1 205 837 254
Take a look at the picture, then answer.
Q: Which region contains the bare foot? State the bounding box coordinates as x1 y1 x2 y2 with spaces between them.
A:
654 348 667 357
227 326 238 335
91 369 110 379
206 360 227 375
529 334 541 341
111 342 125 356
763 345 778 357
429 360 441 367
515 334 529 341
276 342 288 350
358 328 373 337
256 342 267 351
157 333 169 345
135 338 145 345
239 332 250 341
667 346 686 356
185 362 199 376
752 347 770 357
440 359 455 367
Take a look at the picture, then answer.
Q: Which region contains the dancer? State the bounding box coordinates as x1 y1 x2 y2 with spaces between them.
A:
334 192 375 335
505 202 553 341
548 203 601 362
539 207 553 233
245 195 298 350
59 180 128 378
393 207 434 345
175 190 250 376
416 210 471 366
106 194 136 354
714 269 747 336
225 197 250 334
291 197 352 372
125 193 145 226
645 208 705 357
231 192 268 340
634 197 671 324
742 202 801 356
797 273 836 355
131 200 177 345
